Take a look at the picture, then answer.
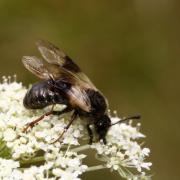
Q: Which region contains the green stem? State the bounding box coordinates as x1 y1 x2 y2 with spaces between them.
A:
0 144 7 154
20 156 45 165
71 144 91 152
86 165 107 172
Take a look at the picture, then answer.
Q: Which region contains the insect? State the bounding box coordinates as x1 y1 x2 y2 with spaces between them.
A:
22 40 140 144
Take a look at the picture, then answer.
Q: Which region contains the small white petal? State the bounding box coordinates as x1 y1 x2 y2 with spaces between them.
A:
3 128 17 141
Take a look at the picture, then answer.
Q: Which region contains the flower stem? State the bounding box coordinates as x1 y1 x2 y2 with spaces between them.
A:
71 144 91 152
20 156 45 165
86 165 107 172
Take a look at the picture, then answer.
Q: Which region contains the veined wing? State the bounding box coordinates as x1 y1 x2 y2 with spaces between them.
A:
22 55 91 112
22 56 67 80
36 40 96 89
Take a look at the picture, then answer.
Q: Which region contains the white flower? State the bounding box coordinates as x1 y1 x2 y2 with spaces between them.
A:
0 158 21 179
3 128 17 141
0 77 152 179
91 117 152 178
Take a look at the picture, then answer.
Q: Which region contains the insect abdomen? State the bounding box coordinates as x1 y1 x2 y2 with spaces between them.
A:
23 81 67 109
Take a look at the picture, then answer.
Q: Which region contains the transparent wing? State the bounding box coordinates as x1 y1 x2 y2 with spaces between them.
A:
22 55 92 112
36 40 67 66
67 85 91 112
22 56 68 80
22 56 52 79
36 40 96 89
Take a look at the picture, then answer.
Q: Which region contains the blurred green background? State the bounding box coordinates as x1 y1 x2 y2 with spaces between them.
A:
0 0 179 179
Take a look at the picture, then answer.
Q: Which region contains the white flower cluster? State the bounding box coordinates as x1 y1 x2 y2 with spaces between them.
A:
0 77 152 180
91 117 152 179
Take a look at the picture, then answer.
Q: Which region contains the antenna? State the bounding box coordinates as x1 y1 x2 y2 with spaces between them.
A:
111 115 141 126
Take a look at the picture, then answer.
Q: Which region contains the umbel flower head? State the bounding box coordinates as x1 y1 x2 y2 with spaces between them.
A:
0 76 152 180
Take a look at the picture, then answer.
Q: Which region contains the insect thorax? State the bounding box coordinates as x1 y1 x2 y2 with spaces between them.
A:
86 89 107 116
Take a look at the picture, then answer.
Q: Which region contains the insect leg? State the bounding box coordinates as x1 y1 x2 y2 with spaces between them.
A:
51 111 78 144
23 106 72 133
22 110 53 133
87 124 93 144
101 137 107 145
